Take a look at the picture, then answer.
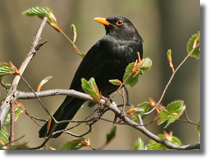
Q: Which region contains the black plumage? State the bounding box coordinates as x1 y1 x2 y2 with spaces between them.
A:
39 16 143 138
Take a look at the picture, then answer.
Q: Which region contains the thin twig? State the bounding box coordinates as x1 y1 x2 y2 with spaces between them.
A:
141 108 155 116
179 110 200 126
5 135 25 147
157 43 200 105
177 119 200 126
9 100 15 145
20 75 57 122
0 79 7 91
11 43 200 150
0 17 48 129
25 111 46 127
61 31 82 57
17 88 199 150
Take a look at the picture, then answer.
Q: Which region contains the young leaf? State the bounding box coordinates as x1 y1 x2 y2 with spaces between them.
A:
123 57 152 88
23 7 61 32
109 79 123 86
163 131 173 142
187 32 200 59
23 7 49 17
0 62 16 78
167 49 174 71
147 133 182 150
134 137 146 150
140 58 152 71
89 77 97 89
0 126 9 145
4 107 23 126
134 102 152 116
81 138 91 147
131 102 152 122
71 24 77 43
158 101 186 128
81 78 101 102
81 52 86 59
123 62 140 88
37 76 52 92
4 83 11 90
106 125 117 144
59 138 88 150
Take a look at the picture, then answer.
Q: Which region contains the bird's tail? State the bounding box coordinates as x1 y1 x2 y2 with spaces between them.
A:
38 96 85 138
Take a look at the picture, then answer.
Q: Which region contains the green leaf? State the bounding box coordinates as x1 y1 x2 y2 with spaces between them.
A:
4 83 11 90
23 7 61 32
187 32 200 59
106 125 117 144
132 102 152 122
167 49 172 60
0 126 9 145
123 62 140 88
0 62 15 78
81 78 100 102
123 58 152 88
141 58 152 71
81 52 86 59
109 79 122 86
0 144 3 149
59 138 87 150
23 7 51 20
134 138 146 150
197 119 200 133
71 24 77 43
37 76 52 91
134 102 152 117
147 134 182 150
167 49 174 69
147 138 165 150
39 76 52 86
158 101 185 128
89 77 97 89
4 107 23 126
71 24 76 34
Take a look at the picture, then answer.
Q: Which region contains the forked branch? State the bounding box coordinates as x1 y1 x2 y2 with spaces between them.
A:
0 17 48 129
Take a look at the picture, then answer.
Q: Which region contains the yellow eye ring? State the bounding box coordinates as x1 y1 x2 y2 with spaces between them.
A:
116 20 124 26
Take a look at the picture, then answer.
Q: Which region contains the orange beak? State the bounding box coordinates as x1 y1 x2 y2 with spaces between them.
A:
94 17 112 26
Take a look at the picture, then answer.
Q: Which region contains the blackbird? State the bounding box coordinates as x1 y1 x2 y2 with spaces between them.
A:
39 16 143 138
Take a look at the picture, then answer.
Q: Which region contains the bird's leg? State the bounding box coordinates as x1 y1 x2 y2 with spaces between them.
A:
123 86 132 107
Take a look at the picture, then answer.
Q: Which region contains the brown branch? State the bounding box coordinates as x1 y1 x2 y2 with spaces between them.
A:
16 89 200 150
157 43 200 105
177 110 200 126
0 18 199 149
15 44 200 149
9 100 15 145
0 17 48 129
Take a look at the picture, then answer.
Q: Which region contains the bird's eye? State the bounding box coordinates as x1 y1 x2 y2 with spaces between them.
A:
116 20 124 26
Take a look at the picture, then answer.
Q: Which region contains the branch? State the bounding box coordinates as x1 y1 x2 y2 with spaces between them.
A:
157 43 200 105
108 101 200 150
9 100 15 145
16 89 200 150
16 89 94 101
0 17 48 129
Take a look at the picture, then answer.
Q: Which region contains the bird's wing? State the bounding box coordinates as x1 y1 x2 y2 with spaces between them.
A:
69 40 107 91
70 37 143 94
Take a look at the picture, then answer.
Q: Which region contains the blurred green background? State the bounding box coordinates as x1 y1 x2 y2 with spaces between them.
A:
0 0 200 150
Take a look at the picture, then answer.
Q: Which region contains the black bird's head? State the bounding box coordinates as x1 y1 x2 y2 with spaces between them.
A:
94 16 143 41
